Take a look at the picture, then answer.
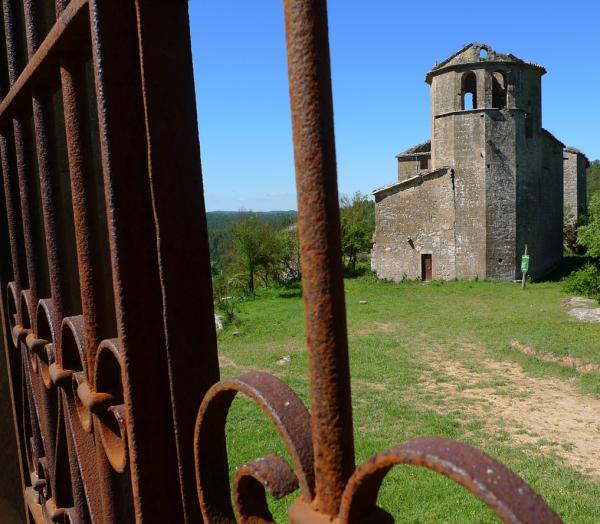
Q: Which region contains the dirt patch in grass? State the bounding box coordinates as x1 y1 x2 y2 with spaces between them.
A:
353 378 388 391
351 321 397 337
421 354 600 479
511 340 600 374
563 296 600 323
218 355 237 367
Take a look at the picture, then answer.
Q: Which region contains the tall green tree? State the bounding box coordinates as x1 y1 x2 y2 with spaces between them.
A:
229 215 272 292
339 192 375 274
577 193 600 258
587 160 600 201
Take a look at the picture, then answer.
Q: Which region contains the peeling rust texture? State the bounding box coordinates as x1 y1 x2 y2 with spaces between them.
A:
339 438 563 524
284 0 355 516
234 454 299 523
134 0 221 519
0 0 565 522
195 371 314 523
0 0 217 522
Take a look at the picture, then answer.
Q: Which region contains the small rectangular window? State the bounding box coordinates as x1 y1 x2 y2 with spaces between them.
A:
419 157 429 170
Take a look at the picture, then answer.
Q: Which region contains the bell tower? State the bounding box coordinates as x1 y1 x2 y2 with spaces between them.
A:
425 43 551 280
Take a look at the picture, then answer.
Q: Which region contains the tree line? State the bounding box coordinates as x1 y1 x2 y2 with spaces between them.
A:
210 192 375 309
563 160 600 299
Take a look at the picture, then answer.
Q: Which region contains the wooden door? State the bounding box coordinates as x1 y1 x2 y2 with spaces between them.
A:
422 254 432 281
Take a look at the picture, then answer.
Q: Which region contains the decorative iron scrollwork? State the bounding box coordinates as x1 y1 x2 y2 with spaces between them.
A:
195 371 315 523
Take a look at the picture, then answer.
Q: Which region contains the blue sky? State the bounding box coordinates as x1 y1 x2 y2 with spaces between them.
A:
189 1 600 211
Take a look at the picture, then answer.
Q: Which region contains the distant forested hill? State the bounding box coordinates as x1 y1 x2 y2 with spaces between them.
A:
206 210 297 232
207 211 297 271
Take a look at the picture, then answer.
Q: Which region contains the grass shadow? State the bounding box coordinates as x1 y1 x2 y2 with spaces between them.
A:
536 254 591 282
277 289 303 299
344 265 376 280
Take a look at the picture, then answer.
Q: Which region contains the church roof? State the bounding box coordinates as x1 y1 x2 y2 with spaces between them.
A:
565 146 590 166
373 166 453 198
396 140 431 159
542 128 565 148
426 43 546 83
565 146 585 156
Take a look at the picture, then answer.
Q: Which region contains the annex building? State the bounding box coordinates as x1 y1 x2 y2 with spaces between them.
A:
372 43 589 282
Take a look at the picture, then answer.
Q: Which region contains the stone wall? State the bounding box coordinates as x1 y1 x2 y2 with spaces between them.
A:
564 151 579 223
564 150 588 223
485 109 517 280
516 129 563 279
372 168 456 281
515 112 543 278
397 156 430 181
577 154 589 217
446 110 487 279
535 134 564 276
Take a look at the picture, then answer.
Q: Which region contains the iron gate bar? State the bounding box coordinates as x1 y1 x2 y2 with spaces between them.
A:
283 0 355 518
23 0 109 521
14 111 49 319
0 68 23 524
0 0 89 120
89 0 202 521
60 51 114 366
134 0 221 521
24 4 83 518
0 10 38 522
0 128 27 313
2 0 24 86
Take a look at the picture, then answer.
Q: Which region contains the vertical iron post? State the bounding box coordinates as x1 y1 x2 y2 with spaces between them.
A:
283 0 355 517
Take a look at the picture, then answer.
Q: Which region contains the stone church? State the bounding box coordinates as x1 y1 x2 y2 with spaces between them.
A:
372 43 589 282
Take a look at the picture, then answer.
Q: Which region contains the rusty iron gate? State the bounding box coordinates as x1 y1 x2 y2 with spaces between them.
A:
0 0 563 523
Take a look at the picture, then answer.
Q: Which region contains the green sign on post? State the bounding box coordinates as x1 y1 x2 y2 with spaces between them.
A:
521 254 529 273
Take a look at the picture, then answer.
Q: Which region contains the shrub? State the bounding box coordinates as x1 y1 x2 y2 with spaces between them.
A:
340 192 375 275
562 263 600 301
577 193 600 258
212 274 246 327
563 205 587 254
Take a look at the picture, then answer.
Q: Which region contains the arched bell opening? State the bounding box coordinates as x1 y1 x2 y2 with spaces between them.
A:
461 71 477 110
492 70 507 109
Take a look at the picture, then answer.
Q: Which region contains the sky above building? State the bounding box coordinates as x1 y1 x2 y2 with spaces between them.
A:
189 1 599 211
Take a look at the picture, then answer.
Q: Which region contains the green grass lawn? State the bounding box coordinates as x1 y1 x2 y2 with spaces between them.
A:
216 276 600 522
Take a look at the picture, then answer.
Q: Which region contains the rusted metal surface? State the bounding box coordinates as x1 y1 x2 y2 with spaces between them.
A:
339 438 562 523
134 1 220 519
195 371 314 523
284 0 355 517
0 0 564 522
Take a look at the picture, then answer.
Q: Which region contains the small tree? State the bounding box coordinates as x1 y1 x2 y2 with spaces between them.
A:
564 205 587 254
212 273 245 327
577 193 600 258
229 214 272 293
587 160 600 201
340 192 375 274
